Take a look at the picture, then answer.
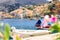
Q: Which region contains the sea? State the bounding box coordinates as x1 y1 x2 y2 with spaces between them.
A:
0 19 38 30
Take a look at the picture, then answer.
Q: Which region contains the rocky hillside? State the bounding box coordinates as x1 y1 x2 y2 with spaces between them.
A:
0 0 48 12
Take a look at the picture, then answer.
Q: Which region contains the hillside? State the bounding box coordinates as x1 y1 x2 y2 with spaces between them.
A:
0 0 48 12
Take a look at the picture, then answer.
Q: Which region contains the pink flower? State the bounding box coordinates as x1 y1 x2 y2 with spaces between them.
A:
51 17 57 23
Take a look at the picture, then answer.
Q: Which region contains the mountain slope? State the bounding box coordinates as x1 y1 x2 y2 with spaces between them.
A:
0 0 48 12
16 0 48 5
0 0 48 5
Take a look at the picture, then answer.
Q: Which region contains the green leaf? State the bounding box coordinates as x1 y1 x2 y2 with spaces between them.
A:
50 22 60 33
3 23 11 40
3 32 9 40
5 24 11 35
16 35 21 40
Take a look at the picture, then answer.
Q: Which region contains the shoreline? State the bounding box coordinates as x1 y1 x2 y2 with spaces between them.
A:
12 29 50 38
0 18 40 20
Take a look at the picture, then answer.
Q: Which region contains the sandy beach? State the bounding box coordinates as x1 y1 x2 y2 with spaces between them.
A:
23 33 58 40
14 29 50 38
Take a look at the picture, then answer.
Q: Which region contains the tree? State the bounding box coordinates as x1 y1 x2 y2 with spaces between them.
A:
44 10 51 15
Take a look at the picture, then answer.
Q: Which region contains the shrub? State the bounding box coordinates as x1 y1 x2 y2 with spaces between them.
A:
49 22 60 33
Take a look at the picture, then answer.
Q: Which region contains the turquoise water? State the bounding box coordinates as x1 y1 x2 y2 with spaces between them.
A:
0 19 37 30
